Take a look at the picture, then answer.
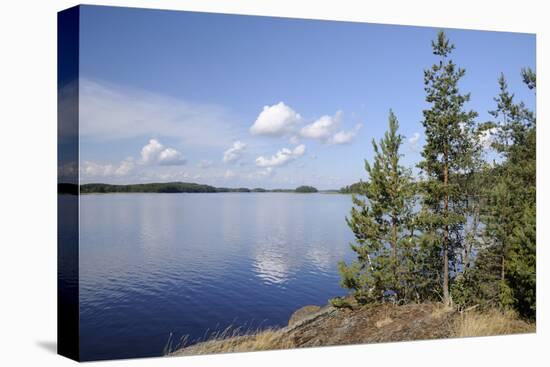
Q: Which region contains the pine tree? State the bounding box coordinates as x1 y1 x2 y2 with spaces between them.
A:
480 71 536 318
417 31 478 305
338 110 416 305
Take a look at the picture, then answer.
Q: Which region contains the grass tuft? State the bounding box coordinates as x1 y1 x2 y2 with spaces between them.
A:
168 327 294 356
454 308 535 338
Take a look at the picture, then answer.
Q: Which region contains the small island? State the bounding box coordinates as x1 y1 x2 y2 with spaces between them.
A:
295 185 318 193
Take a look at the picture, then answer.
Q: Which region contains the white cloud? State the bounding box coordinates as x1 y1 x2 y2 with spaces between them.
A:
223 141 247 163
79 78 237 147
82 158 135 178
250 102 302 136
300 111 342 140
255 144 306 167
140 139 186 166
116 159 135 175
408 132 421 150
327 124 362 145
140 139 163 164
158 148 186 166
299 111 360 145
249 103 360 146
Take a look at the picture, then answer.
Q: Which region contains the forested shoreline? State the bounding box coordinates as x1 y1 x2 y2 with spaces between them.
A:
73 182 324 194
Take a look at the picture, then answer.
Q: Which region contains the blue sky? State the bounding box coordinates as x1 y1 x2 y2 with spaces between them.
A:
77 5 536 189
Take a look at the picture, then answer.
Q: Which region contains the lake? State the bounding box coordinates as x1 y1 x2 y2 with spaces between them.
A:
78 193 355 360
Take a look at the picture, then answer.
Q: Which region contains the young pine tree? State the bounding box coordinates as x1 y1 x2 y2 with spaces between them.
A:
337 110 416 305
417 31 478 305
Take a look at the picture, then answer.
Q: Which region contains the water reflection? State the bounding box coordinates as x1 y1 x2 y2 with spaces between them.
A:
253 234 295 285
79 193 355 360
306 247 333 273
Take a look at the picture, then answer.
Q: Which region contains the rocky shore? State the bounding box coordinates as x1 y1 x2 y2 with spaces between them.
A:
170 302 534 357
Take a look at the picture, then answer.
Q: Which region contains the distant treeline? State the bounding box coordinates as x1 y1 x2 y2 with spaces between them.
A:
77 182 322 194
339 181 367 194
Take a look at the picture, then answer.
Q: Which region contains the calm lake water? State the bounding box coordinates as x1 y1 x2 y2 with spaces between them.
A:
79 193 355 360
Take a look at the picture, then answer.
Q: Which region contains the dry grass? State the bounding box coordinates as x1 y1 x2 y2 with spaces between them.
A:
430 303 454 319
169 327 294 356
375 304 394 328
454 309 535 338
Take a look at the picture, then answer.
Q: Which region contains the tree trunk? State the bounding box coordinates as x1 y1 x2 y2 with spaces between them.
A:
442 150 450 306
392 215 399 296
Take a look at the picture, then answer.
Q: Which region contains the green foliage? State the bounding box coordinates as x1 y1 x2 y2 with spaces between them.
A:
416 31 480 305
338 110 417 305
340 181 367 194
329 296 353 309
295 185 318 193
507 204 536 319
476 72 536 319
521 67 536 90
336 32 535 322
445 70 536 320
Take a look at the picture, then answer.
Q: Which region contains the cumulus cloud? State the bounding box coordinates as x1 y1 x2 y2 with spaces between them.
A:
82 158 135 178
408 132 421 150
158 148 186 166
255 144 306 167
249 103 360 146
223 141 247 163
140 139 163 164
327 124 362 145
300 111 342 140
140 139 186 166
299 111 361 145
250 102 302 136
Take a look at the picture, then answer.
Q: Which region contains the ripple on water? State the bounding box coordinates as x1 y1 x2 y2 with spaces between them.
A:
79 193 355 360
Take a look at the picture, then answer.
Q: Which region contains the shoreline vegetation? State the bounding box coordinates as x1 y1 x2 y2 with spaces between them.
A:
60 182 345 194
